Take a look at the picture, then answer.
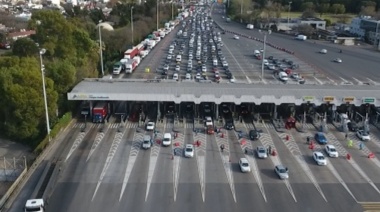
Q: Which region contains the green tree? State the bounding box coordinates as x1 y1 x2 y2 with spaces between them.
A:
330 4 346 14
317 3 330 17
12 38 39 57
0 56 58 142
301 2 315 11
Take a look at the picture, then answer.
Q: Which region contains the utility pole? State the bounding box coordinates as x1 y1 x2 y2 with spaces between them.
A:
287 1 292 26
131 6 134 45
156 0 159 30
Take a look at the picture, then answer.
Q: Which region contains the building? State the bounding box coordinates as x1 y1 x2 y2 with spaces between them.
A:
7 30 36 41
298 18 326 30
275 17 326 31
350 16 380 46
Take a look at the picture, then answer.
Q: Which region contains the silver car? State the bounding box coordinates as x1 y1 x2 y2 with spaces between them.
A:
274 165 289 179
256 146 268 159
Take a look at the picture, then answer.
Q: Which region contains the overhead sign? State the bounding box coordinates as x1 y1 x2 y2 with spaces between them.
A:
323 96 335 102
363 97 376 104
303 96 315 102
343 97 355 103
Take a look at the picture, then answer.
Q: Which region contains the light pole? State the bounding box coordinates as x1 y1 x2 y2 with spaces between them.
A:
98 20 104 76
259 30 271 82
171 2 174 20
131 6 134 45
287 1 292 26
240 0 243 23
375 21 379 48
156 0 159 31
39 48 51 141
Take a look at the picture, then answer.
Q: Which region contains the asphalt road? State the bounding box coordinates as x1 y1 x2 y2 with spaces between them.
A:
7 116 380 212
211 4 380 85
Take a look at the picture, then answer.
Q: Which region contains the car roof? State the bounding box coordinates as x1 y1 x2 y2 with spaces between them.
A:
257 146 265 150
186 144 193 148
276 165 287 170
316 132 324 136
240 158 248 163
314 151 324 156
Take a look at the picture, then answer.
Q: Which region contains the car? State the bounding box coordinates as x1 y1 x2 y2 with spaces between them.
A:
222 61 228 67
229 76 236 83
205 116 213 126
185 73 191 80
356 130 370 141
263 59 269 66
313 151 327 166
225 120 234 130
274 165 289 179
347 122 358 132
256 146 268 159
202 65 207 72
163 64 169 71
319 49 327 54
239 158 251 172
167 55 172 60
325 145 338 158
173 73 179 80
314 132 327 144
184 144 194 158
267 64 276 70
146 122 155 131
175 65 181 72
196 73 201 80
334 58 342 63
162 133 172 146
142 135 152 149
233 35 239 40
249 130 260 140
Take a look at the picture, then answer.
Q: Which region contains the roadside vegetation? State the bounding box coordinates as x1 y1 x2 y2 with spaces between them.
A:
0 2 178 149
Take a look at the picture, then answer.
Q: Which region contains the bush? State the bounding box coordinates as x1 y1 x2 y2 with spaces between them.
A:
34 112 72 154
324 18 332 27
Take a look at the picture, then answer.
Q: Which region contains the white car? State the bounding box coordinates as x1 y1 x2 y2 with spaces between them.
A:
325 145 338 158
205 116 213 126
356 130 370 141
146 122 155 131
173 73 179 80
274 165 289 179
163 64 169 71
230 76 236 83
239 158 251 172
334 58 342 63
233 35 239 40
320 49 327 54
222 61 228 67
167 54 172 60
184 144 194 158
313 151 327 166
263 59 269 66
267 64 276 70
162 133 172 146
256 146 268 159
196 73 201 80
185 73 191 80
202 65 207 72
175 65 180 72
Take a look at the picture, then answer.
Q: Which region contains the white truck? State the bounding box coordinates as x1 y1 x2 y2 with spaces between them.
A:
147 40 157 49
246 24 254 29
295 34 307 41
25 199 45 212
140 50 149 58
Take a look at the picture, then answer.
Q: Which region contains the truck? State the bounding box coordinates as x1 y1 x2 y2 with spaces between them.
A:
92 102 108 123
246 24 254 29
124 47 139 59
140 50 149 58
25 199 45 212
112 61 124 75
135 43 145 53
147 40 157 49
295 34 307 41
125 59 139 73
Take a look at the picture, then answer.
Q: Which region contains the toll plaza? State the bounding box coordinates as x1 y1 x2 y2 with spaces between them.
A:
68 78 380 132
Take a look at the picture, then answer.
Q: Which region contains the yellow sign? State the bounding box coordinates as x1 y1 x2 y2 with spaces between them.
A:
323 96 335 102
343 97 355 102
303 96 315 102
145 67 150 73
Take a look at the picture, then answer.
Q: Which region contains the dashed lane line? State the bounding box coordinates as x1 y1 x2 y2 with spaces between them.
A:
280 132 327 202
347 132 380 170
145 133 161 201
194 130 207 202
119 130 144 201
65 131 88 162
173 129 184 202
86 128 109 162
262 122 297 202
92 131 125 201
302 132 357 202
237 123 267 202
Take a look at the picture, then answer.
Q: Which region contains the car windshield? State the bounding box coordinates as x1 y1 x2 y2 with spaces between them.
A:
329 148 336 152
143 140 150 144
318 156 325 160
279 168 287 173
186 148 193 152
241 163 249 167
258 149 266 153
148 123 154 126
362 132 369 136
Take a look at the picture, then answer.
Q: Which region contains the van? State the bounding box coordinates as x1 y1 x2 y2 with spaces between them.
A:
113 62 123 75
176 55 182 63
278 72 289 82
25 199 45 212
162 133 172 146
142 135 152 149
253 50 261 56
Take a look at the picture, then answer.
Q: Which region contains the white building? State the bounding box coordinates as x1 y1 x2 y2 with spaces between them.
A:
298 18 326 30
349 16 367 38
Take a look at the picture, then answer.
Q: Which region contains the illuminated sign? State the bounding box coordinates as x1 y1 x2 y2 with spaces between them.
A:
323 96 335 102
303 96 315 102
343 97 355 103
363 97 375 104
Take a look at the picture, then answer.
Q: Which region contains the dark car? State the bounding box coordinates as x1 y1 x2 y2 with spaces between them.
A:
347 122 358 132
225 120 234 130
314 132 328 144
249 130 260 140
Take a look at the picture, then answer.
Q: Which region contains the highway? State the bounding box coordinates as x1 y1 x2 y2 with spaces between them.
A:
211 4 380 85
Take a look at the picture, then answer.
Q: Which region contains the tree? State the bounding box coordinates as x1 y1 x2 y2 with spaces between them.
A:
330 4 346 14
301 2 315 11
360 1 377 16
0 56 58 142
12 38 39 57
317 3 330 17
301 10 316 18
297 24 316 36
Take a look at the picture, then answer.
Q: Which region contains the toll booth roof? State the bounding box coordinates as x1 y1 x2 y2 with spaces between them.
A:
67 78 380 106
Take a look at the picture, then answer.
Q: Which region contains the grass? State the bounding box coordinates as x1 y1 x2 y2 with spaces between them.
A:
280 12 356 24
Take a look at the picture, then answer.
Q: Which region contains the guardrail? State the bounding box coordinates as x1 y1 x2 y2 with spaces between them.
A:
0 167 27 210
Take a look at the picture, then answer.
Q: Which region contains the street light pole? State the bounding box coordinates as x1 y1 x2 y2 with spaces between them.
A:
287 1 292 26
156 0 159 31
375 21 379 48
98 20 104 76
131 6 134 45
259 30 271 82
171 2 174 20
39 48 51 141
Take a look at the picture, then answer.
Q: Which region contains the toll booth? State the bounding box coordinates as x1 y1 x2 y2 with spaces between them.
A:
285 117 296 129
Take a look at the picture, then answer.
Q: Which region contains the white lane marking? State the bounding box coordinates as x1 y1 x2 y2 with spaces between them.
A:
86 129 109 162
352 77 363 85
261 123 297 202
65 132 87 162
172 128 184 202
223 41 253 84
92 131 124 201
279 132 327 202
312 76 323 85
303 132 357 202
348 133 380 170
119 131 144 201
238 124 267 202
194 130 207 202
367 78 380 85
145 140 160 201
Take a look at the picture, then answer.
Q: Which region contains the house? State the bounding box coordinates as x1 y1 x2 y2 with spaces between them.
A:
8 30 36 41
298 17 326 30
